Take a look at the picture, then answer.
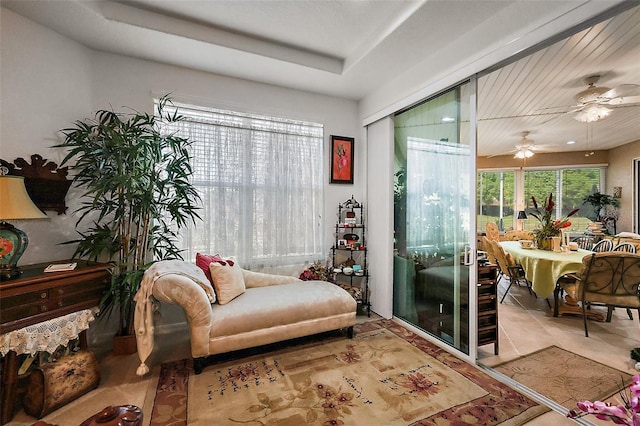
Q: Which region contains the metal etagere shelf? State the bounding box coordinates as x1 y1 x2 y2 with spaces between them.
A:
331 196 370 316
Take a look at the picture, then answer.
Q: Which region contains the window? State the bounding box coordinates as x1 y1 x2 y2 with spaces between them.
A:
477 171 515 232
477 166 604 234
157 100 325 271
524 167 602 232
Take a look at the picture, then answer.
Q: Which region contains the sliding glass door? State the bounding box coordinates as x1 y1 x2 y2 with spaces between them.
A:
393 82 473 354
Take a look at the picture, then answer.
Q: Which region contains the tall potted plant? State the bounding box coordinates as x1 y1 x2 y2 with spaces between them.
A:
583 192 620 235
57 96 201 354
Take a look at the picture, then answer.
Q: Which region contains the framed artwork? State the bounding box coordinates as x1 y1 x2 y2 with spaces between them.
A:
330 135 354 184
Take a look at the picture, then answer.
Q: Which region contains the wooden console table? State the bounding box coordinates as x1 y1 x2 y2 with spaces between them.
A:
0 261 111 424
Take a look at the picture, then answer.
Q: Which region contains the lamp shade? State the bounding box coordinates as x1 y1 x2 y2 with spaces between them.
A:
0 176 47 220
0 175 47 279
517 210 528 220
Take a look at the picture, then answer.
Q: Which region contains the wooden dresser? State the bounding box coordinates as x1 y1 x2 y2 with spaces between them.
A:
0 260 111 424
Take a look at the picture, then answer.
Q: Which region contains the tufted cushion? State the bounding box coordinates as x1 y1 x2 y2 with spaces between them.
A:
209 256 245 304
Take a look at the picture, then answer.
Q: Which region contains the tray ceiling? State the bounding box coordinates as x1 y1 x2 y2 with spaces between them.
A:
3 0 638 157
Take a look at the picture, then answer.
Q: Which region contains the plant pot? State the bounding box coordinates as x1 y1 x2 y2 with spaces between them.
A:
112 334 137 356
537 237 553 251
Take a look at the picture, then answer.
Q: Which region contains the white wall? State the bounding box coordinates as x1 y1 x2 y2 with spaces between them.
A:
366 117 394 318
2 8 363 268
607 140 640 232
1 8 94 264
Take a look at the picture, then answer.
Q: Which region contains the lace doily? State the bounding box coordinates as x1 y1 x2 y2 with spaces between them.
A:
0 308 98 356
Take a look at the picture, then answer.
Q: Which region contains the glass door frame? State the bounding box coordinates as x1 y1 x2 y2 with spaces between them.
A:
391 75 479 364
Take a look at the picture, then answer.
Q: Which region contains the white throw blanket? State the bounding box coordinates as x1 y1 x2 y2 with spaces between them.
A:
134 260 213 376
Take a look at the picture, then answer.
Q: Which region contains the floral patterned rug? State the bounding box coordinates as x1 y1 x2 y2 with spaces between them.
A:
493 345 633 409
149 319 547 425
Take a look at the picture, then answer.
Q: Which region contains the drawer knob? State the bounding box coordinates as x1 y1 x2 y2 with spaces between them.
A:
58 301 64 307
40 292 47 299
58 288 65 295
40 305 48 312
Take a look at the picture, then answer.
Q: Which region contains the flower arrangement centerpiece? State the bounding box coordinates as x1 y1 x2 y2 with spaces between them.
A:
529 193 579 250
568 374 640 425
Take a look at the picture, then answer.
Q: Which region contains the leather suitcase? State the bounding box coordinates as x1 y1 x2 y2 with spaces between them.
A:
23 350 100 418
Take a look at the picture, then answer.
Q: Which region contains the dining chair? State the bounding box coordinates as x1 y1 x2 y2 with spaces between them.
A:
490 240 533 303
503 230 534 241
591 239 613 252
572 235 594 250
485 222 501 242
574 252 640 337
480 236 497 266
613 242 637 253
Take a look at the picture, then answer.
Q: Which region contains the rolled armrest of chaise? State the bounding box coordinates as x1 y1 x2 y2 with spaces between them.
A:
134 272 214 376
152 274 214 358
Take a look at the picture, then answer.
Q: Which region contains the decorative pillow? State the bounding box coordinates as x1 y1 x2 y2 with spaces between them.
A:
196 252 223 285
209 256 245 304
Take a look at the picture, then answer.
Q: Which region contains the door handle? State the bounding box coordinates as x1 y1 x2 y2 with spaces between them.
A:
463 244 474 265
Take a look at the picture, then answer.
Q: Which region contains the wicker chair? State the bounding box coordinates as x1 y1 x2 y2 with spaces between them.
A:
485 222 501 242
489 239 533 303
503 230 534 241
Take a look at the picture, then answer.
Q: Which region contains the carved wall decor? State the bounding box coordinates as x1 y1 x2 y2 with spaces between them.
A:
0 154 72 214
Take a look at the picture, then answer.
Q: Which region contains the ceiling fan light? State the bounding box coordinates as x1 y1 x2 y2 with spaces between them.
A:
574 104 612 122
514 149 534 159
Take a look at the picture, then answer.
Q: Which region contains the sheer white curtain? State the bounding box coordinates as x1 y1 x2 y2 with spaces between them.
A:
406 137 469 254
157 101 325 273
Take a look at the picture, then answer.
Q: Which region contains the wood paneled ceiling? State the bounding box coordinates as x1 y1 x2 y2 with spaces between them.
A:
477 5 640 157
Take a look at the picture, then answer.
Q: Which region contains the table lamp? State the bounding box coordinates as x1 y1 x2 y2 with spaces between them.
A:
517 210 527 231
0 175 48 279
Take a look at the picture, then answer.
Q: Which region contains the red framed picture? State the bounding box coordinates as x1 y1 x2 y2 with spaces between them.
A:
330 135 354 184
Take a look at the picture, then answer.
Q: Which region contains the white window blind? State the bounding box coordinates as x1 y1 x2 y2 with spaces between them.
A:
157 100 325 271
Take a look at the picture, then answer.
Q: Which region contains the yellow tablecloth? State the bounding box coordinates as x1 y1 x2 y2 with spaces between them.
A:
500 241 591 299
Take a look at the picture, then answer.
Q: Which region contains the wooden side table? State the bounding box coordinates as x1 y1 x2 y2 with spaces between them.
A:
0 261 110 424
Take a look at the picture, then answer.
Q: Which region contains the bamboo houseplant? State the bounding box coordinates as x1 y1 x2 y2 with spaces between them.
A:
57 96 200 354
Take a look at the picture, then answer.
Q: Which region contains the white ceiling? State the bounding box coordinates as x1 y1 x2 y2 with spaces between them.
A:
3 0 639 157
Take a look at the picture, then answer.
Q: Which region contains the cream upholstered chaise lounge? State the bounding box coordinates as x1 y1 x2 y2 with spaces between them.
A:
134 259 357 375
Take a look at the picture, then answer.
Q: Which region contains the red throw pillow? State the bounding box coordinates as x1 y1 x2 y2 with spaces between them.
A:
196 252 223 284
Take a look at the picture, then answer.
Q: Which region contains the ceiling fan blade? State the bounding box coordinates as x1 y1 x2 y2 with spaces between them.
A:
536 106 584 126
606 95 640 106
600 84 640 101
486 148 517 158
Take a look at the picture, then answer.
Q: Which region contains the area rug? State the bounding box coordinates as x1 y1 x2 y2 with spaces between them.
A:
149 319 547 425
493 345 633 410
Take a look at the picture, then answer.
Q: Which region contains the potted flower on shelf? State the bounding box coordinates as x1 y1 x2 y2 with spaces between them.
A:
529 193 579 250
57 95 201 354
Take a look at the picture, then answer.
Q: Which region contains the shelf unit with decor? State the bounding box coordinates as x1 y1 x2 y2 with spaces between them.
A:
331 196 370 316
477 263 499 354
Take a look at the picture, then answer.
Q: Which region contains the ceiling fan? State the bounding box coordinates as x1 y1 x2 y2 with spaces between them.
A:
488 131 554 158
545 75 640 123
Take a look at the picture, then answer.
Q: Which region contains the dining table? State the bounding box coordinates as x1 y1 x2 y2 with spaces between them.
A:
499 240 592 301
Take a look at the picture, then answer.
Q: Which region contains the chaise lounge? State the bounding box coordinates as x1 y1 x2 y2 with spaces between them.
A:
134 259 357 375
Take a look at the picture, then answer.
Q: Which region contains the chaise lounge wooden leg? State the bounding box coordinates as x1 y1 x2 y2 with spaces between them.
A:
347 326 354 339
193 357 207 375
